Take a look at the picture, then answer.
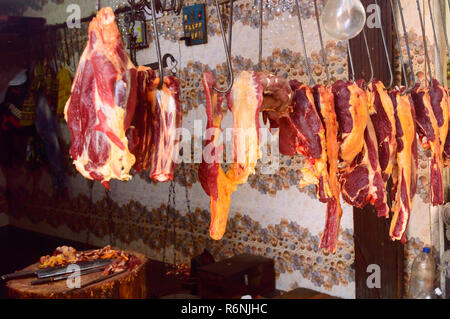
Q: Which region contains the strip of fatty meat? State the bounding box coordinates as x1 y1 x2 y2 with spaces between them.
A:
148 76 182 182
289 80 331 201
312 84 342 254
199 71 263 240
367 80 397 182
199 71 237 240
130 66 157 172
411 81 446 205
390 89 418 243
332 80 368 166
64 7 137 189
334 81 388 218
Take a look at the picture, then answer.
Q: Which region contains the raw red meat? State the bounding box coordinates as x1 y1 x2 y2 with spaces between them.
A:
64 7 137 189
199 71 262 240
130 66 157 172
411 82 446 205
390 89 418 242
312 84 342 254
367 80 397 181
289 80 330 201
332 80 368 166
148 76 182 182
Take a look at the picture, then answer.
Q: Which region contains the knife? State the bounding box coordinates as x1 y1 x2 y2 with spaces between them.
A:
1 259 113 281
68 269 127 292
30 265 108 285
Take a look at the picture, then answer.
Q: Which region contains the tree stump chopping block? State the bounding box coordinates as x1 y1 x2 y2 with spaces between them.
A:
6 251 147 299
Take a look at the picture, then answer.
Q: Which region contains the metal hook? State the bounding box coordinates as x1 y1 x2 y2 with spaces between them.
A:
439 0 450 55
313 0 330 85
97 0 101 12
362 29 374 84
150 0 165 89
228 0 233 54
347 41 355 82
374 0 394 89
397 0 416 86
295 0 315 86
212 0 234 93
258 0 263 71
428 0 444 84
390 0 409 92
416 0 434 87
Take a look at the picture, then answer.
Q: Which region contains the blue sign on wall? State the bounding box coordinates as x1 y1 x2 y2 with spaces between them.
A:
182 4 207 46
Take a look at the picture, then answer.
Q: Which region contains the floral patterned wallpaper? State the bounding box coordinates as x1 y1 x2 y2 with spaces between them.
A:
0 0 447 298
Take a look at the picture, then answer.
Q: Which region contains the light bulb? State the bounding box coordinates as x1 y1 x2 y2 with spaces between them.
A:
321 0 366 41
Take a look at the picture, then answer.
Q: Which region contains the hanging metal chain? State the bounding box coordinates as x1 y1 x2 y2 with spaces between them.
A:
162 180 176 264
181 162 196 257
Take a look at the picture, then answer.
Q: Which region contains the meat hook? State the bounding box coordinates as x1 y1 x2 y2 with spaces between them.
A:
438 0 450 57
313 0 330 85
428 0 444 84
390 0 410 93
212 0 234 93
416 0 434 88
362 29 374 84
228 0 233 54
258 0 263 71
294 0 315 86
374 0 394 89
397 0 416 86
347 41 355 82
150 0 165 89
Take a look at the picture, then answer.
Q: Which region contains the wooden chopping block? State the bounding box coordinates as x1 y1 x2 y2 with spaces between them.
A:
6 250 147 299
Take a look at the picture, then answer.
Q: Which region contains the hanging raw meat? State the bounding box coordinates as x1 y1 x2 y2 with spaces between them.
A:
333 80 388 218
332 80 368 166
366 80 397 182
199 71 237 240
130 66 156 173
64 7 137 189
312 84 342 254
289 80 331 200
200 71 263 240
148 76 182 182
339 115 389 218
389 89 418 242
411 82 446 206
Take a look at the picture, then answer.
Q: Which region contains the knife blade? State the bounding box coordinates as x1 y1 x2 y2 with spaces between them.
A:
1 259 113 281
31 265 108 285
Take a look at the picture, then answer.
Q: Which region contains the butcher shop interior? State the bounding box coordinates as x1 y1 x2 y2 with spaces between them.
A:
1 0 450 302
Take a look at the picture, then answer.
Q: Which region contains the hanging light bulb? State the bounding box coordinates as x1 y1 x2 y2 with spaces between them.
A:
321 0 366 41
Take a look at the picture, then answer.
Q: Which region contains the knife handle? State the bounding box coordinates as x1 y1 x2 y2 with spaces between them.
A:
1 270 36 281
31 277 55 285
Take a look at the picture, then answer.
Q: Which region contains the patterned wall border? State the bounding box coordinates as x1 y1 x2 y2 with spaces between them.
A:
7 186 355 291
